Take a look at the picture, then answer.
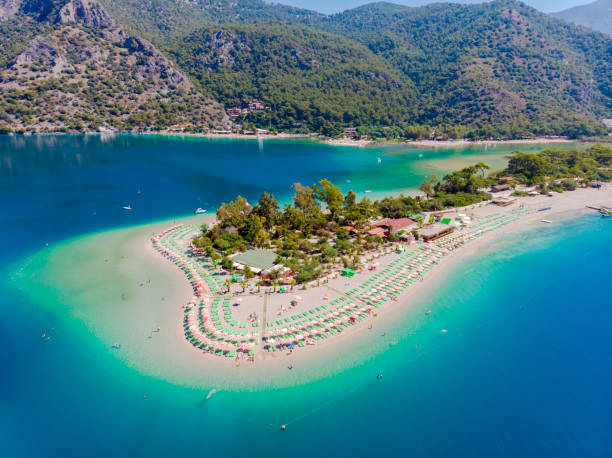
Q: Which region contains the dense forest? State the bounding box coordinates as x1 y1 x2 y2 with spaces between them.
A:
167 24 417 134
0 0 611 137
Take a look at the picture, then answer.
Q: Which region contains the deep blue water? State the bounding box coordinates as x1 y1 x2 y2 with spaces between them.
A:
1 135 611 457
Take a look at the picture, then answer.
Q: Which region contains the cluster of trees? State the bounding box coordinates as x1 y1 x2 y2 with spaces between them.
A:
501 144 612 185
192 164 497 282
192 181 381 283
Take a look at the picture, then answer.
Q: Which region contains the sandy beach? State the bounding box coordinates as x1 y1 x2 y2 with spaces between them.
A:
321 136 611 148
138 187 611 377
18 185 610 389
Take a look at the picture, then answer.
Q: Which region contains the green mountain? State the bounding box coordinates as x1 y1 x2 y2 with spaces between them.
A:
0 0 227 132
96 0 323 42
553 0 612 36
168 23 417 133
1 0 611 138
317 1 612 135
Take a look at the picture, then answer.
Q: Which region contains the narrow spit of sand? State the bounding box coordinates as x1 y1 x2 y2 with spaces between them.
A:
130 186 612 378
26 187 609 388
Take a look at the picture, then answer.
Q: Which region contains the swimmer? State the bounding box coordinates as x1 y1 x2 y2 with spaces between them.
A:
376 374 383 379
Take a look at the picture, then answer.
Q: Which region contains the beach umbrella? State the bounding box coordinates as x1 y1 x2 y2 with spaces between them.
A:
294 295 302 300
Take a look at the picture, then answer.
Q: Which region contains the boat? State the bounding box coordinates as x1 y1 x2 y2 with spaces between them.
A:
111 343 121 349
599 208 612 217
122 205 132 210
205 388 217 400
365 190 372 193
541 219 552 223
377 157 382 164
194 208 206 214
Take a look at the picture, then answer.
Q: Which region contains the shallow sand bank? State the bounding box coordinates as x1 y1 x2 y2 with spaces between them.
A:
16 186 611 388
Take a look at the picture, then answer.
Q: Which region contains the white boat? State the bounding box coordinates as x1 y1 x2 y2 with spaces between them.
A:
122 205 132 210
194 208 207 214
377 157 382 164
206 388 217 400
541 219 552 223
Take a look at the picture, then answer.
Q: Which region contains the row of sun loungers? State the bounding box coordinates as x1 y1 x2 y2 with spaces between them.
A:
152 208 533 357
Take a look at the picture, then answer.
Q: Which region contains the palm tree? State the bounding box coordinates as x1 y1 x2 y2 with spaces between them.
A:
225 278 231 293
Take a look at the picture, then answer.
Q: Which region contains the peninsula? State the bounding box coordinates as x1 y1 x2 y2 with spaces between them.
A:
150 145 611 362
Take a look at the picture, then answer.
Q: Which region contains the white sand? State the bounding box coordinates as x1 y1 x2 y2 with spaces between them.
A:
28 186 610 388
143 187 612 371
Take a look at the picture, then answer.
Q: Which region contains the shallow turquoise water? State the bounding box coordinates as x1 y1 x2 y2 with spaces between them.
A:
1 135 610 457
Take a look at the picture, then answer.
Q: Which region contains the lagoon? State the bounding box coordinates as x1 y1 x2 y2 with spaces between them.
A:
1 135 610 457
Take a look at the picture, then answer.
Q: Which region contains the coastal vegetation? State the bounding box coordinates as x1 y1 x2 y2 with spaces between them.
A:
499 144 612 184
190 144 612 285
192 164 495 284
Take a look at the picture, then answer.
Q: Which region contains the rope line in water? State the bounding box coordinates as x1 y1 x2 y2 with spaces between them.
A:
277 248 594 428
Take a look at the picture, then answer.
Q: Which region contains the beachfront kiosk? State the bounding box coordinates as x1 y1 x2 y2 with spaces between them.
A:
418 225 454 242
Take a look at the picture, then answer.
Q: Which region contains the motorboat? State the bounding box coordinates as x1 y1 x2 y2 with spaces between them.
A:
194 208 207 214
122 205 132 210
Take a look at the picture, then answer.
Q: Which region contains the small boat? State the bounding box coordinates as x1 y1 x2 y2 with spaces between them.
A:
205 388 217 400
365 190 372 193
425 310 432 315
441 329 448 333
541 219 552 223
599 208 612 217
194 208 206 214
111 343 121 349
122 205 132 210
377 157 382 164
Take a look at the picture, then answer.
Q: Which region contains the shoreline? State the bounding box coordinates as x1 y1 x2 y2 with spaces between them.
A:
4 131 610 149
156 186 611 367
321 136 611 148
14 186 611 389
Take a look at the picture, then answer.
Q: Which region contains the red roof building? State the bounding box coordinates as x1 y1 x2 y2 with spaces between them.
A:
366 227 387 238
374 218 418 233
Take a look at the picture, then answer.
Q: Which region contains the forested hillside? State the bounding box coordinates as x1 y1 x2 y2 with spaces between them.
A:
318 1 612 136
0 0 227 132
168 24 417 133
97 0 323 41
1 0 611 138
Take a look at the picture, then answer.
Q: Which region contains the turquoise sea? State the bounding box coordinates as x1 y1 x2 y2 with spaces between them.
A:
1 135 610 457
